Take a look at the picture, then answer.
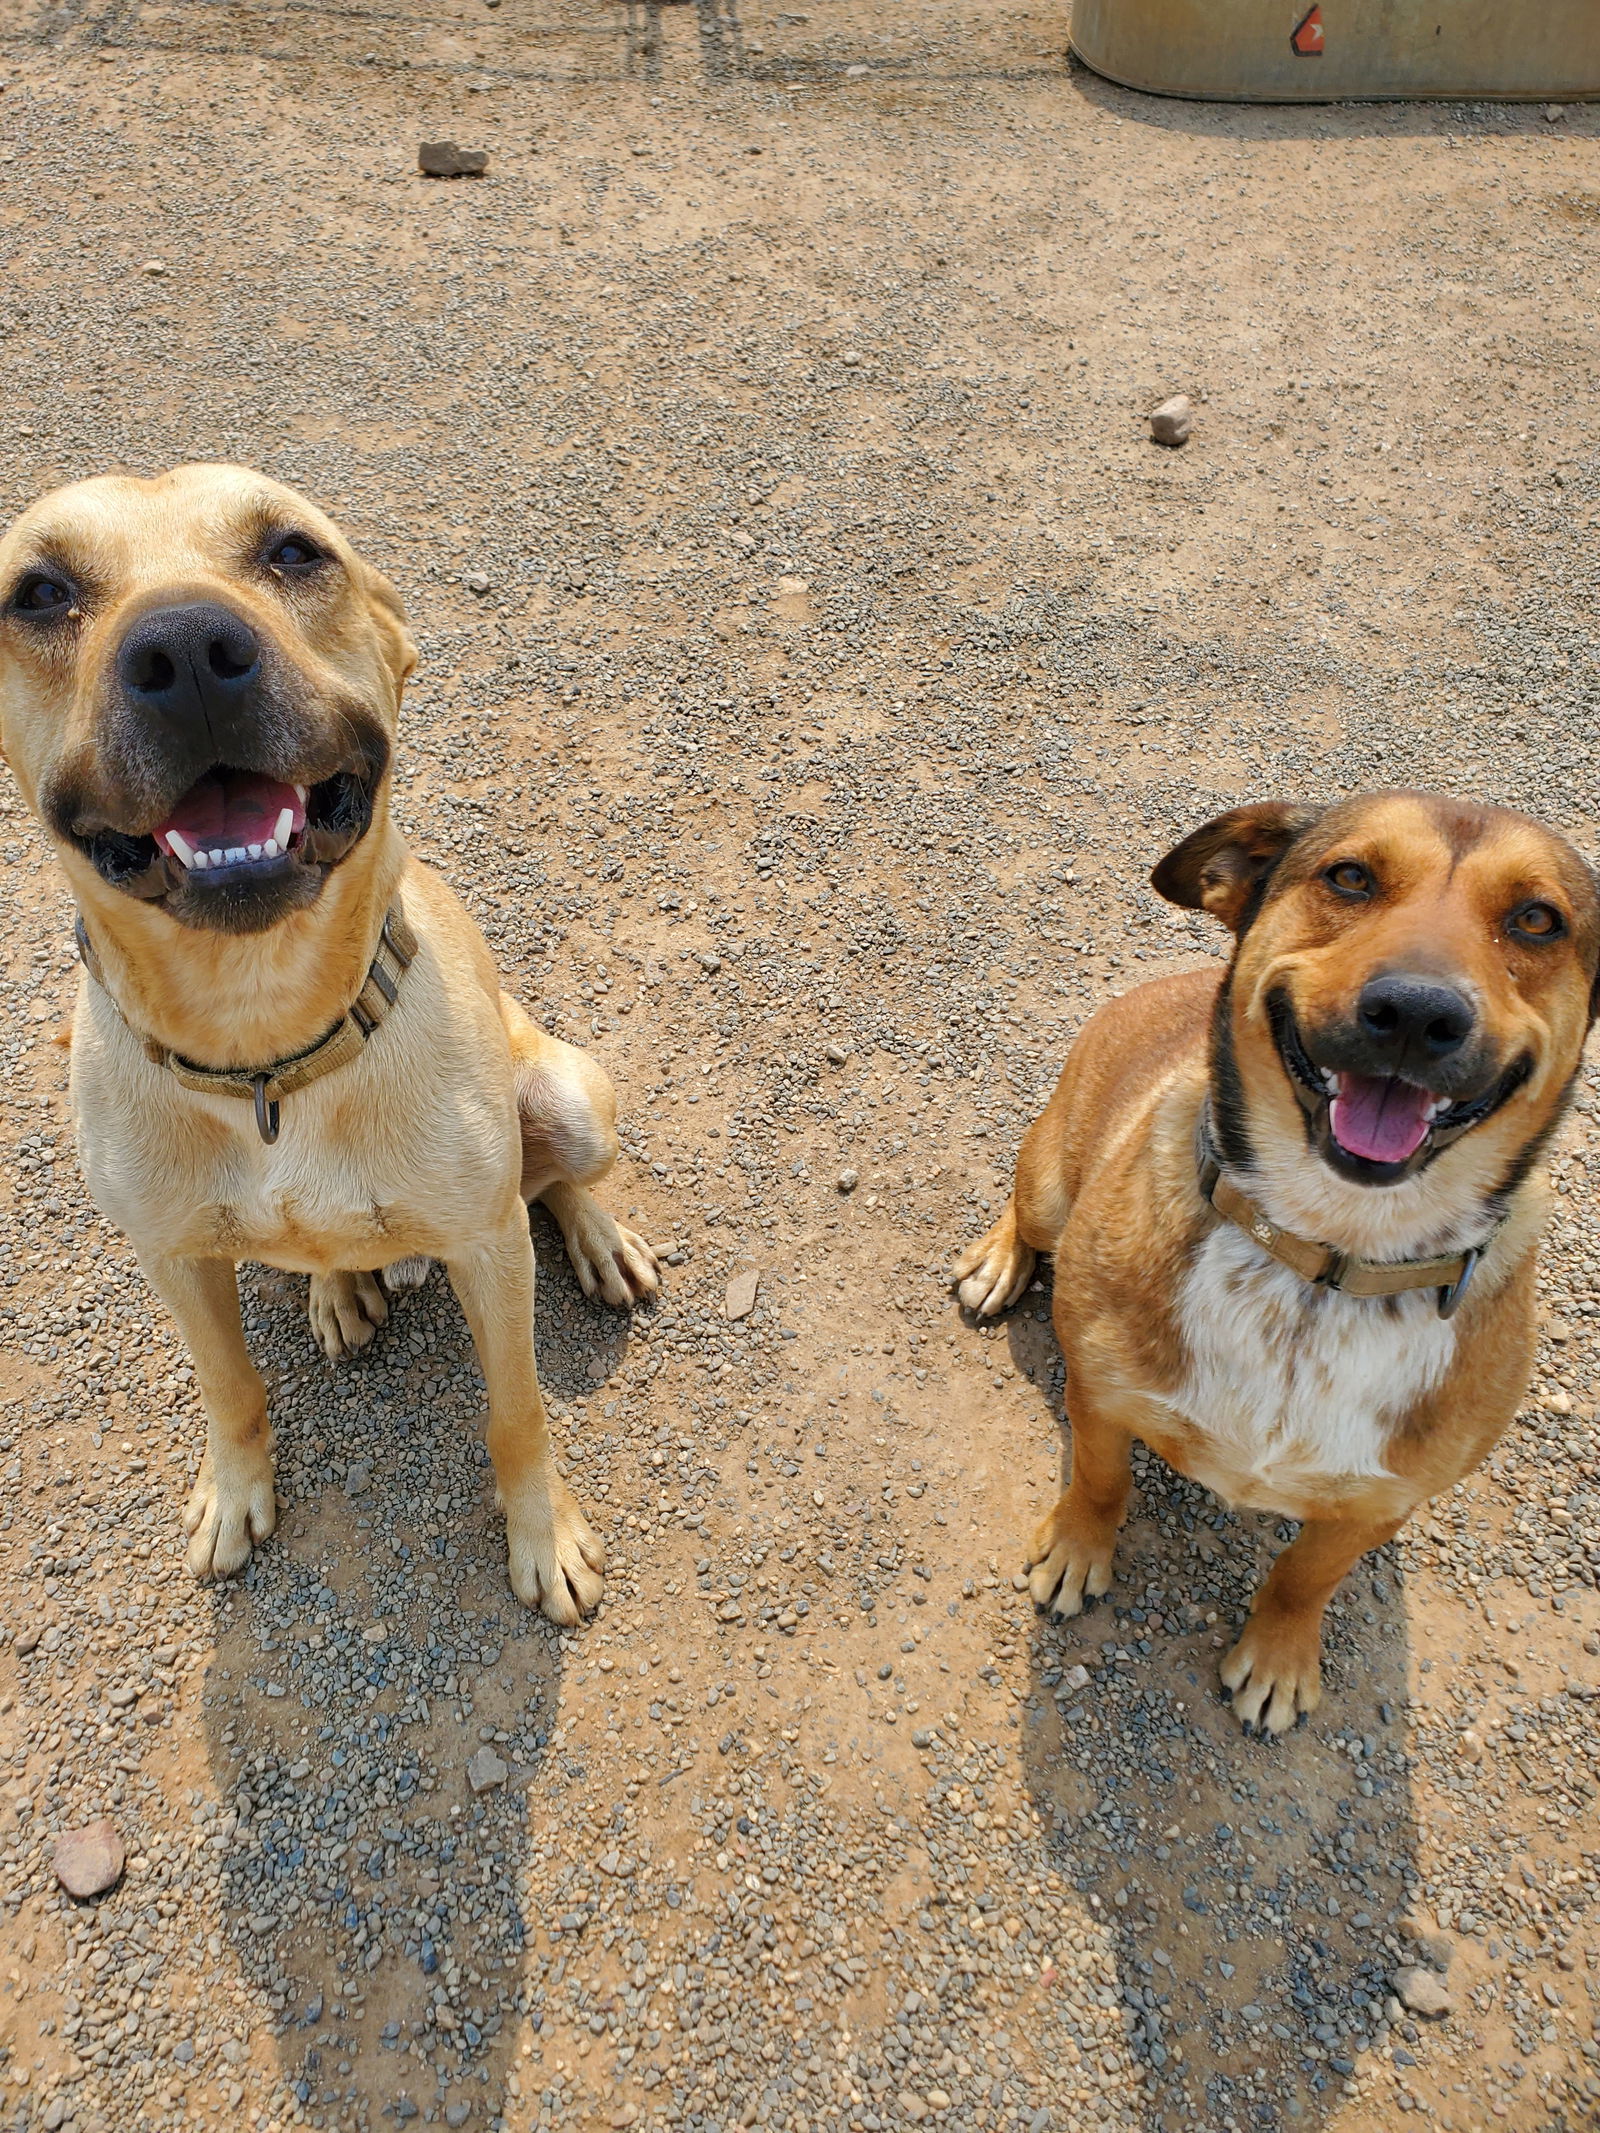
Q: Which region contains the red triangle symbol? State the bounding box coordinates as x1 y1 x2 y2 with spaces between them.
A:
1291 5 1324 55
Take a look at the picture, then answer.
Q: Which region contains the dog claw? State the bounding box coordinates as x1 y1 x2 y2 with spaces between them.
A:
310 1269 389 1359
1220 1618 1323 1734
504 1476 606 1623
951 1212 1036 1317
183 1448 276 1581
553 1195 661 1309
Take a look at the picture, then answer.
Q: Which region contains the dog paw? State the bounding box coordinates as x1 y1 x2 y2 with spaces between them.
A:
952 1212 1036 1316
1026 1497 1117 1617
1220 1614 1324 1734
561 1203 662 1308
382 1256 433 1293
310 1270 389 1359
183 1447 276 1580
503 1475 606 1625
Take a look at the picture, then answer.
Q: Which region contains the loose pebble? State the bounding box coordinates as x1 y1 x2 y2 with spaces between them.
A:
53 1819 126 1899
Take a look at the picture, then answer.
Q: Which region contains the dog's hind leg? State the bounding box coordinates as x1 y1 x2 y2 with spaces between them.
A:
953 1107 1071 1314
503 993 660 1308
309 1269 389 1361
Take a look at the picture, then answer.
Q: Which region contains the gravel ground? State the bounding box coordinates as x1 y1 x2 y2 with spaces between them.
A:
0 6 1598 2133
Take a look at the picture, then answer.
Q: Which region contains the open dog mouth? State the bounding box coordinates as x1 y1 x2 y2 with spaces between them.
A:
81 765 376 903
154 767 308 877
1269 993 1527 1184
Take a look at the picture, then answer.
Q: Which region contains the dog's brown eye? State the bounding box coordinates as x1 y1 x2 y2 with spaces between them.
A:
10 572 73 616
1509 900 1564 942
267 535 322 572
1324 861 1373 900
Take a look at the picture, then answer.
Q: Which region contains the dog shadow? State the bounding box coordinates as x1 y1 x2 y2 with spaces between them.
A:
201 1210 638 2129
1007 1290 1427 2133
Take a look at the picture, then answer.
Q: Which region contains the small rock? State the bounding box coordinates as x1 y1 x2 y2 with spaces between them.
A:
445 2104 472 2129
141 259 166 275
1149 393 1193 446
897 2094 928 2125
464 572 491 595
466 1746 508 1794
1399 1918 1454 1969
1391 1966 1454 2019
418 141 489 178
725 1268 761 1321
837 1168 859 1194
1062 1663 1090 1690
54 1820 125 1899
1543 103 1566 121
845 62 870 78
825 1041 850 1064
344 1461 371 1495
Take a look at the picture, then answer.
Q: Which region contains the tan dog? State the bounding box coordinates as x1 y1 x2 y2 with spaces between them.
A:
0 464 660 1623
956 794 1599 1730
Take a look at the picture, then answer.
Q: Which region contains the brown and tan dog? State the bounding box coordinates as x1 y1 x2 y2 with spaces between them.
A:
0 464 660 1623
955 793 1599 1730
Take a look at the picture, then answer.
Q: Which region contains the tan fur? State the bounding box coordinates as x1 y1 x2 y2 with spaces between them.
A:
0 464 661 1624
956 793 1598 1731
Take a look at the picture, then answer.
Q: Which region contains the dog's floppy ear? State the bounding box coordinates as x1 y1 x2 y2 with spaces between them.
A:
361 564 418 694
1152 801 1321 936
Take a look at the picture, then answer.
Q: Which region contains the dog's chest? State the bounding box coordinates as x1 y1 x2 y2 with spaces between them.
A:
1158 1226 1457 1513
81 1109 455 1272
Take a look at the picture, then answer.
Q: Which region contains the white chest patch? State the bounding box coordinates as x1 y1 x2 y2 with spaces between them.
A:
1161 1223 1458 1511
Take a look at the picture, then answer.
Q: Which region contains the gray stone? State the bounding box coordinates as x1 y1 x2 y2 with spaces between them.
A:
466 1746 509 1794
418 141 488 177
725 1269 761 1320
1391 1966 1454 2019
54 1819 125 1899
1149 393 1194 446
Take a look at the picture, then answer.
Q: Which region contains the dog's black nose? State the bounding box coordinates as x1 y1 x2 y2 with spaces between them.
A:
116 602 263 743
1357 973 1475 1069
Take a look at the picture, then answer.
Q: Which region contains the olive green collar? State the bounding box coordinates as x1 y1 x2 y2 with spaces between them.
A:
75 905 417 1146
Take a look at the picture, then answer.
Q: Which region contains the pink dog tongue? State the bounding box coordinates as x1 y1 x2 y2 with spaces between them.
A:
153 770 302 854
1330 1072 1432 1165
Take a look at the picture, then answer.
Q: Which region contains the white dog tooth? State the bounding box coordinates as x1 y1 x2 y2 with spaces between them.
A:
208 848 226 867
224 846 244 864
293 784 308 804
166 829 196 867
247 843 263 860
191 848 210 870
275 806 295 847
263 838 279 859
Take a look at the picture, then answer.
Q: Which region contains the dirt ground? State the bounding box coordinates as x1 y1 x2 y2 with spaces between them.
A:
0 6 1598 2133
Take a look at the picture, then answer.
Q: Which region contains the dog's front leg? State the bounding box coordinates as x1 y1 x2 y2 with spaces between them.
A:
1026 1372 1133 1617
1221 1511 1405 1734
447 1215 605 1625
138 1251 277 1580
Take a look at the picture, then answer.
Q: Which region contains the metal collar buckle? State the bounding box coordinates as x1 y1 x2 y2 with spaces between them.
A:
252 1076 281 1146
1436 1246 1479 1321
